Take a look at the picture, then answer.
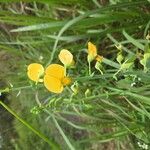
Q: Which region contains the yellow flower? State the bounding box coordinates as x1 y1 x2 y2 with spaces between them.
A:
27 63 44 82
87 42 97 62
44 64 71 93
27 63 71 93
87 42 103 62
58 49 74 67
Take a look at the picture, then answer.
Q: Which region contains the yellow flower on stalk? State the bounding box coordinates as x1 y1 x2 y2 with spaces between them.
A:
87 42 103 62
44 64 71 93
58 49 74 67
27 63 44 83
87 42 104 75
88 42 97 62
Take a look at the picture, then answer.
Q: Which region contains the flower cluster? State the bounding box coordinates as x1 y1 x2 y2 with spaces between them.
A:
27 42 103 93
27 50 74 93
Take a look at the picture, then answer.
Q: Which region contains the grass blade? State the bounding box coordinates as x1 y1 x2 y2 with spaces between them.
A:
123 30 145 50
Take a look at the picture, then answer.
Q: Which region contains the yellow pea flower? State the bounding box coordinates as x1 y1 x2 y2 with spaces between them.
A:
87 41 103 62
58 49 74 67
87 42 104 75
27 63 44 82
44 64 71 93
87 42 97 62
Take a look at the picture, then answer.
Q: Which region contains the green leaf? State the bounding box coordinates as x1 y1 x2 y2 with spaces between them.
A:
120 56 135 70
116 53 124 64
123 30 145 50
11 21 66 32
140 53 150 72
121 62 133 70
103 58 120 69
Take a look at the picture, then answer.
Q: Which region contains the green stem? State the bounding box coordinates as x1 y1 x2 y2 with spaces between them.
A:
35 91 42 107
113 68 121 80
52 115 75 150
107 87 150 105
0 101 59 150
88 61 91 76
98 68 103 75
0 88 9 93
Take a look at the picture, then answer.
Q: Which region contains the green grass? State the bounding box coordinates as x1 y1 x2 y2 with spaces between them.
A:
0 0 150 150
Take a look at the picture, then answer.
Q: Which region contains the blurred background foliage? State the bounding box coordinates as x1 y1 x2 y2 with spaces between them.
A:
0 0 150 150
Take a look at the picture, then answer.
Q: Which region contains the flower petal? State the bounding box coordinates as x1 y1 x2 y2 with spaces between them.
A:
45 64 64 79
44 75 63 93
27 63 44 82
59 49 73 66
88 42 97 62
